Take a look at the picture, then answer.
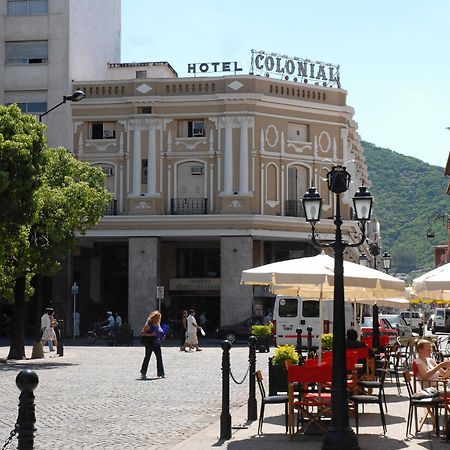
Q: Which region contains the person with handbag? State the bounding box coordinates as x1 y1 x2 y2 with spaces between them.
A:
140 310 165 380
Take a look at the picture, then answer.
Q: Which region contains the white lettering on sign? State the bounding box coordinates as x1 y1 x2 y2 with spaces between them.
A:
169 278 221 291
251 49 340 88
187 62 243 75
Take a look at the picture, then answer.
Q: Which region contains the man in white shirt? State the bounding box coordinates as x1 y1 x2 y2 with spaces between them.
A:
185 309 201 351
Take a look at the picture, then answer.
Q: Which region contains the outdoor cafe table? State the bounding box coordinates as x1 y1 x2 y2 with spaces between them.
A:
287 354 361 438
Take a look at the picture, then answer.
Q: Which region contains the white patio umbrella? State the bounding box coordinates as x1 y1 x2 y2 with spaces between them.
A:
241 253 405 300
412 263 450 301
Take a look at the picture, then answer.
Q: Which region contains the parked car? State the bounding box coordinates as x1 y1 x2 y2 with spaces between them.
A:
216 316 264 344
427 314 435 331
380 314 417 337
360 316 399 345
399 311 422 332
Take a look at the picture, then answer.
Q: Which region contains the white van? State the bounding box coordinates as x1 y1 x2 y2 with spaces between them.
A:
431 308 450 333
272 295 357 347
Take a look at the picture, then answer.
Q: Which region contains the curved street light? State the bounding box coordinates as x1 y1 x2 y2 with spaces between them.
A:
39 90 86 122
303 165 373 450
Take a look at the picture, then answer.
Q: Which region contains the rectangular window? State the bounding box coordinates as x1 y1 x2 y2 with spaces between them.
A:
176 249 220 278
142 160 148 184
8 102 47 113
5 40 48 64
178 119 205 138
287 123 309 141
278 298 298 318
90 122 116 140
7 0 48 15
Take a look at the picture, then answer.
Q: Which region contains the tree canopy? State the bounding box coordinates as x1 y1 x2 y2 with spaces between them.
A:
0 105 112 359
362 141 448 274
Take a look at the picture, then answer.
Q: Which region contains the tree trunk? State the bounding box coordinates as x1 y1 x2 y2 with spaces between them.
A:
7 275 26 360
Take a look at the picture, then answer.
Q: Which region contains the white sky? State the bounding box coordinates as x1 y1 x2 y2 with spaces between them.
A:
121 0 450 167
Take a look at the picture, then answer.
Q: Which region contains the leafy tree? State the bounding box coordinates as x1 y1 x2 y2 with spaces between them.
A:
0 105 111 359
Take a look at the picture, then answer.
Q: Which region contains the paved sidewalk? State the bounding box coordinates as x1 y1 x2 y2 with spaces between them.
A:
170 381 449 450
1 342 449 449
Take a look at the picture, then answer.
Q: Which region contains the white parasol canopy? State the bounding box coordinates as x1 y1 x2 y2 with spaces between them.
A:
412 263 450 301
241 253 405 300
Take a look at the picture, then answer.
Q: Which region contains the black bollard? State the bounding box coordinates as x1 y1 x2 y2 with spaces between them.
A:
306 326 313 356
57 319 64 357
16 369 39 450
247 335 257 421
220 340 232 440
296 328 303 364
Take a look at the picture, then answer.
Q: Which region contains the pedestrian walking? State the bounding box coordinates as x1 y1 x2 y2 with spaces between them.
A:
179 309 188 351
74 311 80 337
140 310 165 379
183 309 202 352
41 307 56 352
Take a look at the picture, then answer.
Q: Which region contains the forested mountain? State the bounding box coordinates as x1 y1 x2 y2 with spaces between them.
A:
362 141 449 274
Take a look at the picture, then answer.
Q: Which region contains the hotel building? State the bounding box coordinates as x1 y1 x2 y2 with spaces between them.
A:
51 59 371 334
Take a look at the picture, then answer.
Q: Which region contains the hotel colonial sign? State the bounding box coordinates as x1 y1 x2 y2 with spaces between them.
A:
187 50 341 88
250 49 340 87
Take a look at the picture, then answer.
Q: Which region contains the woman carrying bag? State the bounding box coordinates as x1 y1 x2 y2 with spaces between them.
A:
140 310 165 379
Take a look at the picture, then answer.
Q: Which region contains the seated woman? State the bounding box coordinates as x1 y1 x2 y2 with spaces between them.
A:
414 338 450 388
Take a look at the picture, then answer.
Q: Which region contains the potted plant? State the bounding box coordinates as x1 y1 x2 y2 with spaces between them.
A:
321 333 333 358
251 321 273 353
269 345 300 395
115 322 133 346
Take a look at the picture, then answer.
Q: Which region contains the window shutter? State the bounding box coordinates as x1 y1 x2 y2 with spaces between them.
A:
6 41 48 63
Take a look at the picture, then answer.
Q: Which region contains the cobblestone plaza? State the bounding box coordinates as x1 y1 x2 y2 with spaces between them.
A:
0 342 261 450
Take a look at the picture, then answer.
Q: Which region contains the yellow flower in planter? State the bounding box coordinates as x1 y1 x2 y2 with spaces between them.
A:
272 344 299 366
321 333 333 351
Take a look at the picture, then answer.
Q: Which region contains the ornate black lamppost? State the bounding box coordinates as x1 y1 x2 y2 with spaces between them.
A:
382 251 391 274
303 165 373 450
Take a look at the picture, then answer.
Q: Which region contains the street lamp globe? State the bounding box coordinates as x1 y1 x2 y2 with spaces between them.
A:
302 187 323 223
382 251 391 273
359 253 368 267
65 90 86 102
353 185 373 221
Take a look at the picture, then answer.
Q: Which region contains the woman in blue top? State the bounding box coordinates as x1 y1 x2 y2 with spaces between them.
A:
140 310 165 379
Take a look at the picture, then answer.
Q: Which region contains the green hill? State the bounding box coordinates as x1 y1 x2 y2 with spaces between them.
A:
362 141 449 273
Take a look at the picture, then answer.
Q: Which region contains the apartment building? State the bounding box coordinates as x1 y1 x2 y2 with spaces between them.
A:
49 61 371 335
0 0 121 150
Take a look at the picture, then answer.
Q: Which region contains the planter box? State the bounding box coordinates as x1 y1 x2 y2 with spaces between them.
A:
268 357 288 395
256 335 273 353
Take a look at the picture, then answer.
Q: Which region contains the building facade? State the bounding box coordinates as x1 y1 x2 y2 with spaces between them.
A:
49 63 371 335
0 0 121 149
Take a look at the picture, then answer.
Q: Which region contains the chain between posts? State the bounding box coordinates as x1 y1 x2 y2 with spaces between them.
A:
230 364 250 385
1 424 18 450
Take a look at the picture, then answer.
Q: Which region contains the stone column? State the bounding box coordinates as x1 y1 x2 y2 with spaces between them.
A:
128 237 159 334
147 126 157 195
238 117 249 195
132 126 142 195
220 237 253 326
223 120 233 195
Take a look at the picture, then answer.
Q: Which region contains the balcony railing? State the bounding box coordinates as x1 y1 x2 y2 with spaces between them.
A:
171 198 207 215
284 200 305 217
104 199 117 215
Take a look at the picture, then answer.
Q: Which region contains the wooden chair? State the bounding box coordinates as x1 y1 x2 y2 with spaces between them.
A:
255 370 289 435
287 363 333 438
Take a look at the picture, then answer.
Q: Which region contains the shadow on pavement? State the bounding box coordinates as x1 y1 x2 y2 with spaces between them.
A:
0 360 77 371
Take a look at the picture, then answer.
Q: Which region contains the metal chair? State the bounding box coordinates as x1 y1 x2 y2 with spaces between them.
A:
255 369 289 435
350 368 388 434
403 370 442 437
